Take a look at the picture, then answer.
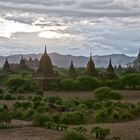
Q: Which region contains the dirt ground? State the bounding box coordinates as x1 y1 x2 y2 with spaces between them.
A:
0 90 140 140
0 119 140 140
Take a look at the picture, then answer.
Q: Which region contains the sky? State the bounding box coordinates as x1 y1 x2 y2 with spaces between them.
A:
0 0 140 56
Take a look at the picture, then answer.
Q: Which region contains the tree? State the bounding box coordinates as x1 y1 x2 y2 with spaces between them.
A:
120 73 140 89
77 76 101 91
60 78 75 91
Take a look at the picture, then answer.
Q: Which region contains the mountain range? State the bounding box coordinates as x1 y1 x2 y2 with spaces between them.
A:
0 53 136 68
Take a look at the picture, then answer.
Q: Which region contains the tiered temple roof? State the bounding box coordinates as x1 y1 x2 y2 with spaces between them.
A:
2 58 12 72
85 53 97 76
33 45 59 90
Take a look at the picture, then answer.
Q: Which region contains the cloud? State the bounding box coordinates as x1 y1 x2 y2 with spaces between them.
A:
0 0 140 17
0 0 140 56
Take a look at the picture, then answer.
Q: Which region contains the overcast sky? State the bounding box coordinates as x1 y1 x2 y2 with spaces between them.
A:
0 0 140 56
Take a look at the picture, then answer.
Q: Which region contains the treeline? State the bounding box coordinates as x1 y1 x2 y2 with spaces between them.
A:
0 71 140 93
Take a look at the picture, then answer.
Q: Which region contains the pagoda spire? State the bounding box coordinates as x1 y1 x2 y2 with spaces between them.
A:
2 57 12 72
45 44 47 54
107 58 114 72
85 53 97 76
104 58 118 79
68 60 76 77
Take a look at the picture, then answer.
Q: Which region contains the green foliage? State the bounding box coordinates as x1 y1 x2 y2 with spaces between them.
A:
120 73 140 89
77 76 102 91
91 126 110 140
104 80 123 89
0 72 10 85
6 76 38 93
0 111 12 128
94 109 108 122
60 112 84 125
33 113 52 126
35 89 44 96
94 87 122 101
72 126 87 135
60 78 75 91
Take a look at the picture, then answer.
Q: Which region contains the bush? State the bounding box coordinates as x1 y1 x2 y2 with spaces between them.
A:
120 73 140 89
91 126 110 140
6 76 38 93
6 76 26 92
3 93 16 100
94 87 122 101
94 109 108 122
61 112 84 125
35 89 44 96
0 111 12 128
60 79 75 91
77 76 101 91
62 131 88 140
32 113 52 126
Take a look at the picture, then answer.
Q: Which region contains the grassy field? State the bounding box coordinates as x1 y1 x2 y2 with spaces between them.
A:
0 90 140 140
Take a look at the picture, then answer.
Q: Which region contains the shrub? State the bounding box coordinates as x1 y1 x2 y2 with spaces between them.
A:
94 109 108 122
94 87 122 101
61 112 84 125
62 131 88 140
0 111 12 128
120 73 140 89
32 113 52 126
3 93 16 100
6 76 38 93
47 96 62 105
6 76 26 92
35 89 44 96
72 126 87 135
91 126 110 140
77 76 101 91
60 78 75 91
120 111 132 120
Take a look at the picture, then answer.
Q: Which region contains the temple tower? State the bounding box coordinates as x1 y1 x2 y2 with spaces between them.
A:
2 58 12 72
17 56 30 72
68 60 76 77
33 45 59 90
85 53 97 76
103 58 118 79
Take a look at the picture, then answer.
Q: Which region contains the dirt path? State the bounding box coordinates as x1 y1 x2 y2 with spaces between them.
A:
0 120 140 140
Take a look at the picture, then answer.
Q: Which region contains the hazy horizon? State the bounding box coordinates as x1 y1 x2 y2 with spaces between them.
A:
0 0 140 56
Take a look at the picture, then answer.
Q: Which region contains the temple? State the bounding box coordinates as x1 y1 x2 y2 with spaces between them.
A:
133 49 140 71
85 53 97 76
33 45 60 90
2 58 12 72
103 58 118 79
25 57 39 70
17 56 31 72
68 60 76 77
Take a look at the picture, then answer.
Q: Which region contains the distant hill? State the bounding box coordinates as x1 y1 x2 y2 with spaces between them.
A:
0 53 136 68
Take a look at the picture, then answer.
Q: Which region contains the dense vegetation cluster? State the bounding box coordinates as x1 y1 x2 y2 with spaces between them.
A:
0 70 140 93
